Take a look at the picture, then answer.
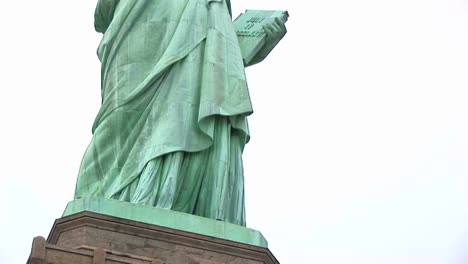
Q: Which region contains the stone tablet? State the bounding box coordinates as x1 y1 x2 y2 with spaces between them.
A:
234 10 289 65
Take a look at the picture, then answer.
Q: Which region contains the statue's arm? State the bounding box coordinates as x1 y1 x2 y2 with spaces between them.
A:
94 0 120 33
244 18 287 67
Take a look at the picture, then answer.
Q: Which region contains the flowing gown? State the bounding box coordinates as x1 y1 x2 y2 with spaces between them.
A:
74 0 252 226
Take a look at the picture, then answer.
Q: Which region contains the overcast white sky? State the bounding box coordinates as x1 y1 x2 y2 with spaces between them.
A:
1 0 468 263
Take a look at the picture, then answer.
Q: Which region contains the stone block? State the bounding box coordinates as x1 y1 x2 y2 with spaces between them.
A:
27 200 280 263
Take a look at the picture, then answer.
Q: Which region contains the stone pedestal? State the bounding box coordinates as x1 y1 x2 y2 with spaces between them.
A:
27 198 279 263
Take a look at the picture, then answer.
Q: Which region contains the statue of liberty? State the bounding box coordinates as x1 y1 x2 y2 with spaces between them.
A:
74 0 286 227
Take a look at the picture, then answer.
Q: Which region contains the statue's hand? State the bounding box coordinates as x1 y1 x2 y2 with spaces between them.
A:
263 17 287 45
245 17 287 67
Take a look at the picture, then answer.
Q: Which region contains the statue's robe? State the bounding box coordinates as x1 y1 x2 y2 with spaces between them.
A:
74 0 252 226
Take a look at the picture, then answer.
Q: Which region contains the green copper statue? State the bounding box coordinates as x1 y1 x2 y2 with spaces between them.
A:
74 0 287 226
